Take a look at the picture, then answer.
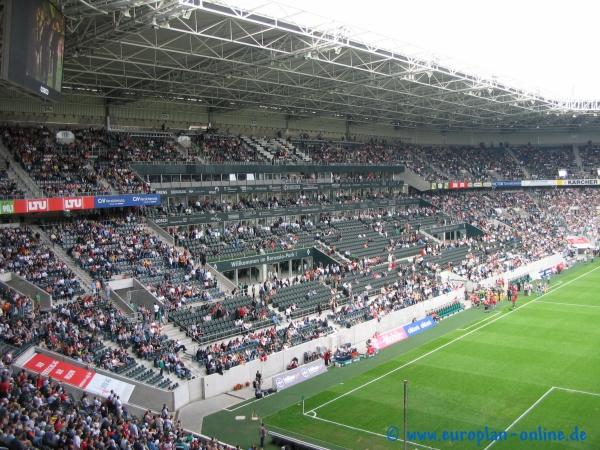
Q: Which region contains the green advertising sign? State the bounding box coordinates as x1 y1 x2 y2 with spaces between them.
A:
0 200 15 215
212 247 313 272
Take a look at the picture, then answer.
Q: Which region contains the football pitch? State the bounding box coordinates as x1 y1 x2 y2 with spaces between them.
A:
264 261 600 450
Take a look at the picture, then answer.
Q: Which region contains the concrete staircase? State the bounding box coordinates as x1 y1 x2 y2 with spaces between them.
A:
160 322 203 376
186 142 206 163
240 136 272 162
421 229 442 244
142 221 237 295
413 152 453 181
507 147 530 179
144 220 175 246
274 137 311 162
174 141 195 161
400 167 432 191
32 225 94 294
573 145 584 177
0 143 43 197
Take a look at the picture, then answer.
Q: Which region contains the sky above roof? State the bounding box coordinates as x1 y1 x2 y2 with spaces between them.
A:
230 0 599 101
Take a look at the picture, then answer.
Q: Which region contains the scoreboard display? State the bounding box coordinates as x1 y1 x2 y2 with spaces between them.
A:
1 0 64 101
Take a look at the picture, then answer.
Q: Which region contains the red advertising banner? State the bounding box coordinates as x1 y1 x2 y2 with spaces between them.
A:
13 196 95 214
62 196 95 211
567 236 590 245
372 327 408 350
24 353 94 388
448 181 471 189
22 353 135 401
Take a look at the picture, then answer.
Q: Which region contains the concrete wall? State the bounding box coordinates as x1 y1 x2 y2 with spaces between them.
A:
474 253 565 290
146 218 175 245
15 347 181 411
335 289 465 348
0 272 52 311
12 347 202 420
3 91 600 146
108 287 136 316
201 288 464 398
199 252 567 399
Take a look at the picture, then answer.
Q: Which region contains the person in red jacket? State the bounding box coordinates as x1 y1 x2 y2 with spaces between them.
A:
0 375 11 398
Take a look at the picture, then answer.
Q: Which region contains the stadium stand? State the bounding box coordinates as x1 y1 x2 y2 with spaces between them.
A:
2 127 110 196
0 227 84 300
0 362 231 449
4 2 600 447
0 168 24 198
0 132 598 447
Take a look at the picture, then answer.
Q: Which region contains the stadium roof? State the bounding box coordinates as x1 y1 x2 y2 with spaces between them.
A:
54 0 600 131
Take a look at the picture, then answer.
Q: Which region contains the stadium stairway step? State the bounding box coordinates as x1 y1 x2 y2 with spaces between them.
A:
163 322 193 341
420 229 442 244
100 339 183 385
141 223 238 294
401 166 432 191
573 145 584 173
143 223 175 247
507 147 531 178
413 151 453 180
161 322 202 371
98 176 118 194
31 225 94 296
0 142 43 197
174 141 193 160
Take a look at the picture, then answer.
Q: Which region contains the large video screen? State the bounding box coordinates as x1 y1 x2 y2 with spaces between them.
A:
2 0 64 101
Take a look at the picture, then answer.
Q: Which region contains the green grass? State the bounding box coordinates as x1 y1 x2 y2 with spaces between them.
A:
262 261 600 450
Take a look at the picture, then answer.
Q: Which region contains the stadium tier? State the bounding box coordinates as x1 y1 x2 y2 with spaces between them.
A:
1 2 600 447
0 123 599 449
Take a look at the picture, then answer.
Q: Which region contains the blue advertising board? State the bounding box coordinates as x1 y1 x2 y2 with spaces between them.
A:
94 194 161 209
403 316 436 337
492 180 522 188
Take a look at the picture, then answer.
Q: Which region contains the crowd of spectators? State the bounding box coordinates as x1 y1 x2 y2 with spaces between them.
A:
4 124 600 449
0 169 24 199
149 190 398 222
174 219 314 263
197 135 256 163
0 362 232 449
97 165 151 194
195 316 332 375
102 135 185 163
512 145 577 179
2 127 110 196
4 126 597 199
576 141 600 177
418 145 526 181
0 286 39 350
425 189 585 282
50 216 217 310
0 227 83 300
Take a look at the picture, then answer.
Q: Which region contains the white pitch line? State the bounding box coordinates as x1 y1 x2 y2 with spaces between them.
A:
304 412 441 450
224 397 263 412
483 387 556 450
308 263 600 414
534 300 600 309
554 386 600 397
458 311 500 330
